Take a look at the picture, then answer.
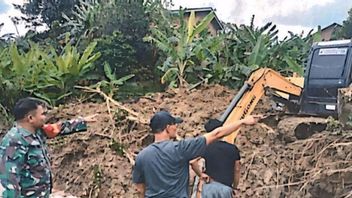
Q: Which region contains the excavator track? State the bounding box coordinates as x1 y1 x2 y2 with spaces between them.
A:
276 116 327 143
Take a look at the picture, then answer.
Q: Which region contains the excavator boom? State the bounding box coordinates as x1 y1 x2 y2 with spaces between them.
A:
220 68 303 144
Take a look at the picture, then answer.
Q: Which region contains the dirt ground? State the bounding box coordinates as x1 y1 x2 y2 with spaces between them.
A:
1 85 352 197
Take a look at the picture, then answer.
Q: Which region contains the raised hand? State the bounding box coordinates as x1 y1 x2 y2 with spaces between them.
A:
242 115 263 125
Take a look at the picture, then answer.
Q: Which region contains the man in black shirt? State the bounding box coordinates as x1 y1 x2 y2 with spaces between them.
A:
133 112 261 198
191 119 241 197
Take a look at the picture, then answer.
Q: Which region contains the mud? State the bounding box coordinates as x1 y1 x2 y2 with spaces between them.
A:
1 85 351 197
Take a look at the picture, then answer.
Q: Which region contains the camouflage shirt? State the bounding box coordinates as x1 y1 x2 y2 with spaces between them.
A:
0 119 87 198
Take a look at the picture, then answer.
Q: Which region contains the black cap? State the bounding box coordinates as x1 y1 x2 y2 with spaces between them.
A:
150 111 183 133
204 119 223 132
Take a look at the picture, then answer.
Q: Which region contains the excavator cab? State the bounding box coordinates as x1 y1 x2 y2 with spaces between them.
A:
299 40 352 117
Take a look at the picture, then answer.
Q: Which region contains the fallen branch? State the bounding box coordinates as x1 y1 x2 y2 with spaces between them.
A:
76 86 146 166
313 138 340 167
92 133 113 139
133 133 150 146
121 129 148 138
259 123 275 133
75 86 148 124
124 149 135 166
298 164 352 192
254 181 304 190
331 142 352 147
326 167 352 175
105 98 120 142
244 151 257 180
299 169 322 191
345 190 352 198
291 135 327 145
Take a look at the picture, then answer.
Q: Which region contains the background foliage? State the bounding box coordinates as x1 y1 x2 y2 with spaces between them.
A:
3 0 348 119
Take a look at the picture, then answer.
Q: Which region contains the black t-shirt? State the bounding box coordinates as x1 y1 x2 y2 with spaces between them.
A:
202 140 241 187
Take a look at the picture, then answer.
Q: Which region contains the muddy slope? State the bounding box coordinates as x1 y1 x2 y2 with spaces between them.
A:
3 85 350 197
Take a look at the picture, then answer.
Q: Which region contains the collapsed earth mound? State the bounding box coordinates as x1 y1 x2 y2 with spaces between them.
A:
2 85 350 197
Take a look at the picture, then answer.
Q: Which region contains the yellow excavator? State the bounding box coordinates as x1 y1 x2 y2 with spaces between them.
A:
218 40 352 144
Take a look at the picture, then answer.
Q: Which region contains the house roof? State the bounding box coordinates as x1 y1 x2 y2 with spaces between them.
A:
321 22 342 32
170 7 224 30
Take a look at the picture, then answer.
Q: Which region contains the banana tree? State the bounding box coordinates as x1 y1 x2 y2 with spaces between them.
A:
0 39 101 106
145 9 215 87
223 16 320 80
37 37 101 105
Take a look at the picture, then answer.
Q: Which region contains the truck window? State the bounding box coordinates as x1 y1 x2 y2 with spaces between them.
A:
309 48 348 79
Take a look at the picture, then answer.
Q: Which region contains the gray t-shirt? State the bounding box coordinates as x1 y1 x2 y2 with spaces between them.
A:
132 136 207 198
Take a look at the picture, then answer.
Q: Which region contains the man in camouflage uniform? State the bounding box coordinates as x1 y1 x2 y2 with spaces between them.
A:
0 97 95 197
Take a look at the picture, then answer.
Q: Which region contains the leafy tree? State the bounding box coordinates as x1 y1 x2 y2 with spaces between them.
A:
93 32 137 79
339 8 352 39
63 0 149 40
14 0 80 28
62 0 156 79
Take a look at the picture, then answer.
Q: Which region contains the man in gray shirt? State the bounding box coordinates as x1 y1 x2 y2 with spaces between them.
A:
132 111 261 198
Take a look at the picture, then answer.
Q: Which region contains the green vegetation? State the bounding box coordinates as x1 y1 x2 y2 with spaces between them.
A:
1 0 331 121
338 8 352 39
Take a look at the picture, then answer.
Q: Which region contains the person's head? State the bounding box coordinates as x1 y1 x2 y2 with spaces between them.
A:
149 111 183 138
204 119 223 133
13 97 47 129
